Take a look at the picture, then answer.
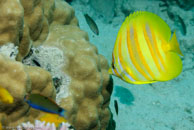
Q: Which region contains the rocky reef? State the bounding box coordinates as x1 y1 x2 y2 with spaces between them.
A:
0 0 113 130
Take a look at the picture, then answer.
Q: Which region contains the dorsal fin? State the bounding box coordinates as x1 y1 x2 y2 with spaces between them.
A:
124 11 171 41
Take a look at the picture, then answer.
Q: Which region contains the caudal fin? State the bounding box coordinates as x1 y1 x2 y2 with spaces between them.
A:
169 31 183 56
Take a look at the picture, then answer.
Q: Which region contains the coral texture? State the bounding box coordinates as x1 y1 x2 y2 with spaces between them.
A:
0 54 55 127
0 0 113 129
0 0 77 61
42 24 112 130
17 120 73 130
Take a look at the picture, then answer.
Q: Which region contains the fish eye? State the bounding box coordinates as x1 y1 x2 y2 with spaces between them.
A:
58 108 63 112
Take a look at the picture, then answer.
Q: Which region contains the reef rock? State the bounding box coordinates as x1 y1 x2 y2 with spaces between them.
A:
0 54 55 127
43 23 113 130
0 0 113 130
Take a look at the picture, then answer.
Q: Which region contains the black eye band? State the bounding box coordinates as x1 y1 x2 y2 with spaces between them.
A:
112 63 115 69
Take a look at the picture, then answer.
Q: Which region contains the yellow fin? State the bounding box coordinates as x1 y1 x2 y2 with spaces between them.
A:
169 31 183 56
0 87 14 104
39 113 67 127
108 67 113 75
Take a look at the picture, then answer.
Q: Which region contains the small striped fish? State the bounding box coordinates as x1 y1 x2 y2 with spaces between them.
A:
109 11 183 84
24 94 66 117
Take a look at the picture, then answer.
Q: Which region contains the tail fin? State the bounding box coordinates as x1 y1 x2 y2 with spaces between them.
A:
169 31 183 56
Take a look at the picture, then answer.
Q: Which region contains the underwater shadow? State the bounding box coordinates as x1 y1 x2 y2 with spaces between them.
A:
114 85 134 106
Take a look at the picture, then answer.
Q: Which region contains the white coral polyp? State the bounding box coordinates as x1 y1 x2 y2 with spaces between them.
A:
17 120 73 130
17 121 34 130
0 43 18 60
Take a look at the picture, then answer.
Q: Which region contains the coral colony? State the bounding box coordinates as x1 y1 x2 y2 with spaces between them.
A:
0 0 112 130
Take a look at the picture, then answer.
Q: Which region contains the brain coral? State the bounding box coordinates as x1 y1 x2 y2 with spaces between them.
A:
0 0 113 129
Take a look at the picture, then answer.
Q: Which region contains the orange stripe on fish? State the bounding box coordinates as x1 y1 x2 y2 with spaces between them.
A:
135 25 155 79
132 26 152 80
113 66 120 77
118 32 136 81
143 24 162 74
118 34 125 72
149 26 166 71
126 26 145 80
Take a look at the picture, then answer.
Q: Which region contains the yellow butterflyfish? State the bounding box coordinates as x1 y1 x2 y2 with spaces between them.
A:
109 11 183 84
